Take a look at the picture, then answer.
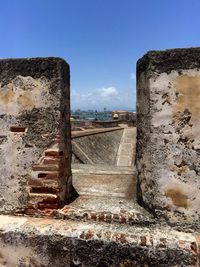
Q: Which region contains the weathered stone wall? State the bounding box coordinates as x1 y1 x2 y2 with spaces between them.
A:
0 215 198 267
0 58 71 214
136 48 200 229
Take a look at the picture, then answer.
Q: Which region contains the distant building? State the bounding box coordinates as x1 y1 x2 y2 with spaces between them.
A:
113 113 119 120
112 110 136 126
112 110 136 121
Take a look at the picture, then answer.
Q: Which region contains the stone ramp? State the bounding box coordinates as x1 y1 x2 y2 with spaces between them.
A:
72 128 124 165
72 164 136 199
116 127 136 166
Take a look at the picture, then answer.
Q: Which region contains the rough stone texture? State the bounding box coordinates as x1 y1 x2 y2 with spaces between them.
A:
72 129 123 165
57 196 155 226
0 215 198 267
0 58 71 214
136 48 200 230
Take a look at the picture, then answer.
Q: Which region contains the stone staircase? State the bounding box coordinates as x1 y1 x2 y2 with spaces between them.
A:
27 143 68 214
72 164 136 199
63 159 155 227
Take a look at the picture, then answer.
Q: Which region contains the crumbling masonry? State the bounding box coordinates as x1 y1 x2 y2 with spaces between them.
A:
0 50 199 266
0 58 72 215
136 48 200 230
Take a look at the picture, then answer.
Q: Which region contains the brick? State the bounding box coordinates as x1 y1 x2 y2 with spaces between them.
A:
45 151 64 158
140 236 147 246
32 164 59 171
29 193 60 206
159 238 167 248
42 158 61 165
10 126 26 132
29 178 60 188
38 202 59 209
195 236 200 262
30 187 61 194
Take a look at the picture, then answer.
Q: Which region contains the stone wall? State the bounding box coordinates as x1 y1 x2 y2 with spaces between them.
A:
0 215 198 267
72 129 123 165
0 58 71 215
136 48 200 229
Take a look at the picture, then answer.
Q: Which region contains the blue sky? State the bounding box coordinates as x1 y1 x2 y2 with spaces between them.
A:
0 0 200 110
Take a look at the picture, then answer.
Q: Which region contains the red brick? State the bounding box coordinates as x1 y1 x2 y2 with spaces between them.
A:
29 178 59 188
10 126 26 132
32 164 59 171
80 231 85 239
140 236 147 246
190 242 197 255
38 202 59 209
195 236 200 264
85 230 94 240
45 151 63 158
120 214 127 224
42 158 61 165
98 213 105 222
90 212 97 220
159 238 167 248
105 213 112 223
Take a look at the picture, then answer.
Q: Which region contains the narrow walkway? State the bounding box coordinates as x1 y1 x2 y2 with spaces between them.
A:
116 127 136 166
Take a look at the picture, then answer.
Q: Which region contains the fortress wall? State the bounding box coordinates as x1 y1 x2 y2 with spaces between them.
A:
72 129 124 165
0 58 71 215
136 48 200 229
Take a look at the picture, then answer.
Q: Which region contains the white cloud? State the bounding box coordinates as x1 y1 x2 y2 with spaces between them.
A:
130 72 136 80
71 86 136 110
97 87 119 98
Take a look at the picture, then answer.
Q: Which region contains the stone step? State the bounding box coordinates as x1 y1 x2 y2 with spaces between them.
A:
72 164 136 199
57 196 155 226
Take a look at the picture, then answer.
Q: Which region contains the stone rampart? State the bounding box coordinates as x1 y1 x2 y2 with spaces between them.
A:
136 48 200 229
0 58 71 215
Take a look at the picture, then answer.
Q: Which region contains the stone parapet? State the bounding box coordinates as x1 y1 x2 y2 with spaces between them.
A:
0 58 71 214
0 215 198 266
136 48 200 230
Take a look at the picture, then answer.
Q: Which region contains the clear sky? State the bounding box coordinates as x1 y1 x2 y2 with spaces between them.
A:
0 0 200 111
